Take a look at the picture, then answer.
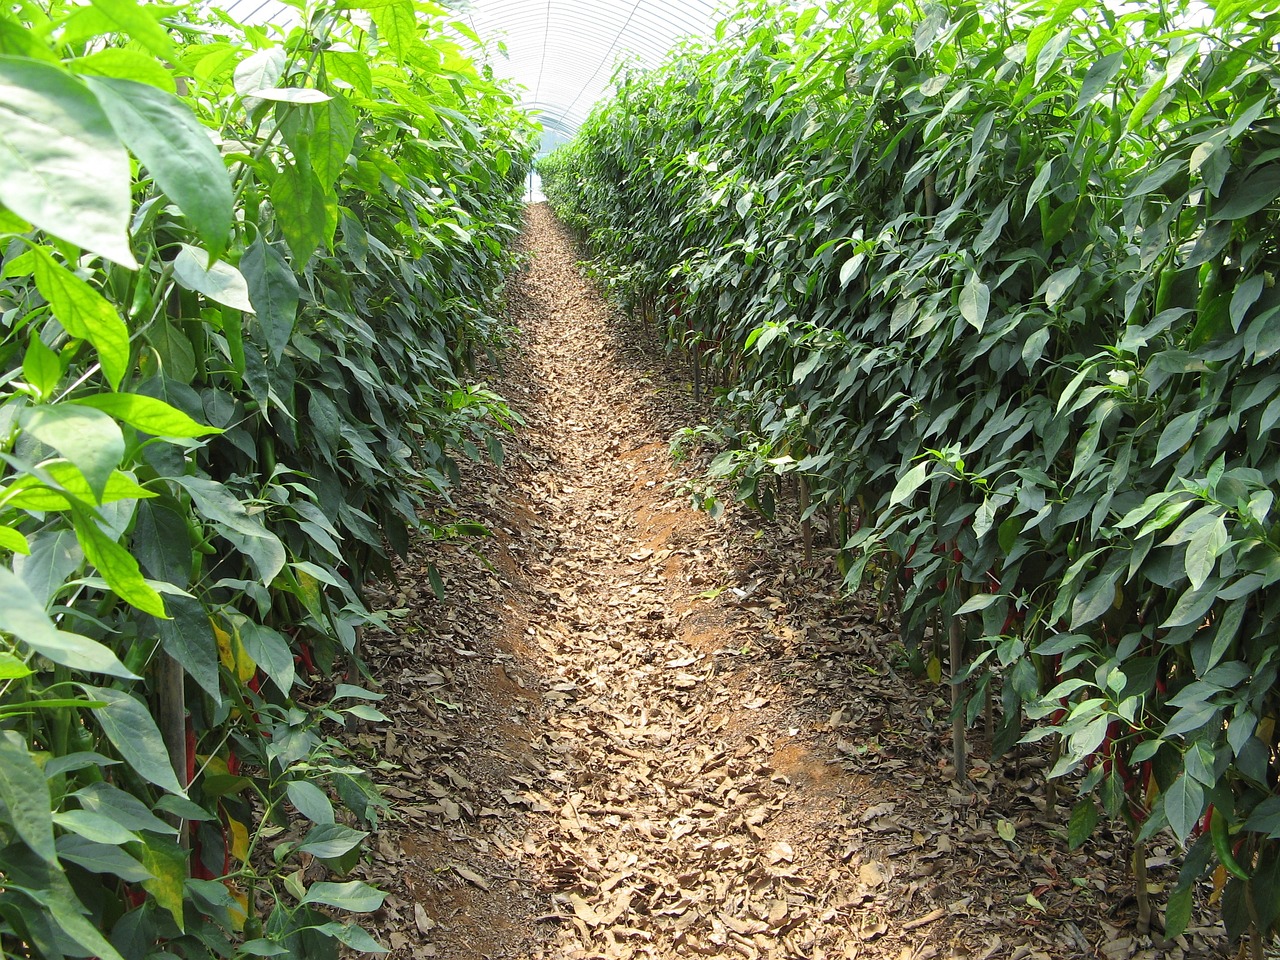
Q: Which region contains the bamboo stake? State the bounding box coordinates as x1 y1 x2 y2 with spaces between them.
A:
156 650 189 848
949 608 967 786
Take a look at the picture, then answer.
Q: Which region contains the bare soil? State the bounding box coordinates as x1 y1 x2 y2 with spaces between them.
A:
348 204 1229 960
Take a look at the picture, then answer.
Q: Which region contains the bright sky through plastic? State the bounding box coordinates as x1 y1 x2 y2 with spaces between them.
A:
216 0 725 150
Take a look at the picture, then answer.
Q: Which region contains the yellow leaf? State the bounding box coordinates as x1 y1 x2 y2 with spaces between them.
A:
228 816 249 863
1209 864 1228 905
225 880 248 931
212 616 255 682
926 655 942 685
294 568 323 619
140 836 188 932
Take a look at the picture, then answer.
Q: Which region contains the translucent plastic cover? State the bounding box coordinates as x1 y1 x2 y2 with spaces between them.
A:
215 0 724 146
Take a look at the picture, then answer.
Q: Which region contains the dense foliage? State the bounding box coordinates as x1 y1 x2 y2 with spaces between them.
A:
0 0 534 955
541 0 1280 948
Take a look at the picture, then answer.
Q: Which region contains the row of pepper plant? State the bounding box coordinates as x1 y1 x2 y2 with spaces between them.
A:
0 0 535 955
540 0 1280 950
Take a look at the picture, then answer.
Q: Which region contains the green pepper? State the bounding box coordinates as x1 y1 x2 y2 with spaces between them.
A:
1211 807 1250 881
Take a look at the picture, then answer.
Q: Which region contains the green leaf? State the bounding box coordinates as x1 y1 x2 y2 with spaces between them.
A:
6 462 154 512
0 729 56 862
52 808 140 845
270 160 334 264
170 476 286 584
71 392 222 438
343 704 389 722
1154 410 1200 466
358 0 418 63
241 237 299 362
286 779 334 825
56 835 151 882
959 272 989 332
31 248 131 389
0 567 138 678
1073 51 1122 114
312 93 357 192
71 48 175 91
157 594 221 703
314 922 388 953
172 245 255 312
1211 164 1280 221
0 523 30 557
21 405 123 502
0 652 32 677
84 685 185 795
87 0 174 59
298 823 368 859
955 592 999 616
1184 515 1228 591
71 511 167 617
1043 266 1080 309
1070 565 1120 629
14 527 82 606
1068 799 1098 849
1165 882 1194 939
238 620 294 695
234 47 285 97
1230 275 1264 331
23 333 62 400
245 86 331 103
139 834 187 931
299 879 386 913
41 889 127 960
1163 774 1204 844
0 57 136 267
72 781 175 834
85 78 232 258
239 940 291 957
973 198 1008 257
890 461 930 506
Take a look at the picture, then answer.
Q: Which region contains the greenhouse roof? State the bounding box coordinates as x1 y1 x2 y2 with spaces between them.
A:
217 0 725 145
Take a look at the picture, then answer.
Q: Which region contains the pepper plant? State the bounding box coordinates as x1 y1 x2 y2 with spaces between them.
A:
541 0 1280 950
0 0 534 956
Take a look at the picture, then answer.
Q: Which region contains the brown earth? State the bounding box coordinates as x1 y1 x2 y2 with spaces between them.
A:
347 204 1229 960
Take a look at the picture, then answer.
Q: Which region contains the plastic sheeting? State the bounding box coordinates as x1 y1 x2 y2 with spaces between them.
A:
215 0 724 147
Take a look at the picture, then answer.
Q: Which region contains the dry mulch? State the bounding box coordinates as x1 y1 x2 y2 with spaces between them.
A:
342 204 1230 960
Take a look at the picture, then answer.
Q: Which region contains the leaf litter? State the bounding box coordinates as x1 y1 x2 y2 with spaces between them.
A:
344 205 1230 960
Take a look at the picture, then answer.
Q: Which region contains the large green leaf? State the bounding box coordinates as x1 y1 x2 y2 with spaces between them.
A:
86 0 174 60
237 620 294 695
1163 774 1205 844
20 406 123 504
0 57 135 267
172 244 255 312
0 567 137 679
85 77 233 258
240 237 299 362
270 160 336 264
170 476 286 584
71 48 175 91
959 272 990 332
84 685 186 796
31 248 131 390
55 835 152 882
71 392 222 438
157 594 221 703
299 880 386 913
312 93 358 192
70 510 167 618
0 730 56 862
286 779 334 824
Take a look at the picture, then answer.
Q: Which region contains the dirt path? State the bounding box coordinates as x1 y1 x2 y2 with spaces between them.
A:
348 205 1228 960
